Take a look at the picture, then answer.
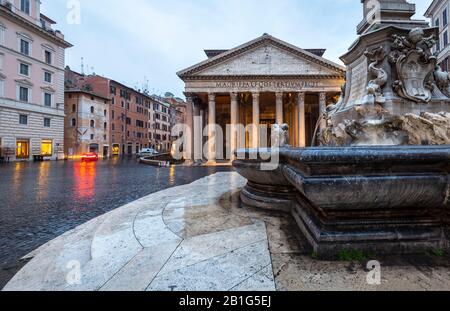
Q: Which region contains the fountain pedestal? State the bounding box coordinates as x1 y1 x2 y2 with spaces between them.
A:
234 146 450 257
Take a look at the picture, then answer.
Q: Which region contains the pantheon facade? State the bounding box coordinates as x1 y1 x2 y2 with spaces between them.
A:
178 34 345 162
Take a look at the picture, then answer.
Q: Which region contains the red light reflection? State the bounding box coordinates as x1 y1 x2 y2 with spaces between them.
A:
73 161 97 200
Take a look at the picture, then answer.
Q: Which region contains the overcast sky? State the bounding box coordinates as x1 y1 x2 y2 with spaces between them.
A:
41 0 430 98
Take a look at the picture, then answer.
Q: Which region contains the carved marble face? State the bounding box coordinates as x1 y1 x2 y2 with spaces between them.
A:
408 28 424 45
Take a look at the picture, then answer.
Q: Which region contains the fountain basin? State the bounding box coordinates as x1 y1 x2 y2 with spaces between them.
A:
233 146 450 257
233 149 295 213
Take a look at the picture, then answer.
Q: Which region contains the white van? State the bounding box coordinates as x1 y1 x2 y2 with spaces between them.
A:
137 148 158 158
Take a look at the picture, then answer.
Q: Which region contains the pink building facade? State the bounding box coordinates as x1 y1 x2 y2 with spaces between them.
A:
0 0 72 161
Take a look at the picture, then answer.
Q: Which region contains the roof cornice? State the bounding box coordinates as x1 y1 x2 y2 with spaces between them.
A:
0 5 72 48
425 0 442 17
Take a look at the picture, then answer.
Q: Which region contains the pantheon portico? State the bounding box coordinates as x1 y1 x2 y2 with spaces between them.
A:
177 34 345 163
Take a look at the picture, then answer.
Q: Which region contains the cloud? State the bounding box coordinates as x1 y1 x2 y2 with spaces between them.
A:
41 0 431 98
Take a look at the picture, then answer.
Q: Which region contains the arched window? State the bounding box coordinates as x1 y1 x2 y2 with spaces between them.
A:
71 118 76 127
90 106 94 113
90 120 95 128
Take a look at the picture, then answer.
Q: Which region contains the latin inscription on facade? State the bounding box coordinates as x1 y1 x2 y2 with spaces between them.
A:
215 81 320 90
347 55 368 105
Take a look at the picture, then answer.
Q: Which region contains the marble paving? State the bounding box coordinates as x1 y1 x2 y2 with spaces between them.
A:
3 172 450 291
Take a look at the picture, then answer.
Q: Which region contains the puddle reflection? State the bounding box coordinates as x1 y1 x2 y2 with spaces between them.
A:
73 161 97 200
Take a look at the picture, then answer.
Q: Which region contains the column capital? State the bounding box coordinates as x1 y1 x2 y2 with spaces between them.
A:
184 92 195 103
230 92 238 101
275 91 284 98
319 92 327 102
297 92 306 101
208 93 216 102
252 92 260 100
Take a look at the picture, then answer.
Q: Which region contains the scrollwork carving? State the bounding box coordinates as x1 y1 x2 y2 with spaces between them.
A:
389 28 437 103
361 46 388 106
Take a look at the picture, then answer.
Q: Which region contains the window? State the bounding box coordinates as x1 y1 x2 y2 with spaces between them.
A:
41 140 52 156
90 106 94 113
44 93 52 107
90 134 94 140
19 114 28 125
16 140 29 159
20 63 29 76
20 0 30 15
90 120 95 127
20 39 30 55
112 110 115 119
71 118 76 127
19 86 29 102
44 51 52 64
72 104 76 112
44 71 52 83
44 118 51 127
0 79 4 97
435 18 440 29
112 123 115 131
442 57 450 72
0 24 5 46
436 23 441 52
104 122 107 130
444 30 449 47
444 8 448 27
104 110 107 116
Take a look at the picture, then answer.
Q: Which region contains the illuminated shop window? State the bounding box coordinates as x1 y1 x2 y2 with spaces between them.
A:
41 140 52 156
16 140 29 159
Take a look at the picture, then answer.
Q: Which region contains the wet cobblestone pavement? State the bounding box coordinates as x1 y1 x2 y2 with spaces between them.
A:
0 158 232 289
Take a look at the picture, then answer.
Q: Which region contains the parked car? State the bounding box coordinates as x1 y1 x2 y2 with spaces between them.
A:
137 148 158 158
81 152 99 162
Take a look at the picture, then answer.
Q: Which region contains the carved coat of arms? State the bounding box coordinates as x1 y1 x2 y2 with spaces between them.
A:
389 28 437 103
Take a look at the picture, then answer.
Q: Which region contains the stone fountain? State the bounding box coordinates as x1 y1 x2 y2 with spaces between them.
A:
233 0 450 257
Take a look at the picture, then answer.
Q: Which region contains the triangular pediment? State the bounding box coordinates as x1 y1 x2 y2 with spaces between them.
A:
178 34 345 78
41 86 56 93
15 79 33 87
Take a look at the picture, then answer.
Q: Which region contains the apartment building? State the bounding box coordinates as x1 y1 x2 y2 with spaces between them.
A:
164 95 186 145
149 95 171 152
64 90 110 158
107 80 151 155
0 0 72 161
65 68 151 156
425 0 450 69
